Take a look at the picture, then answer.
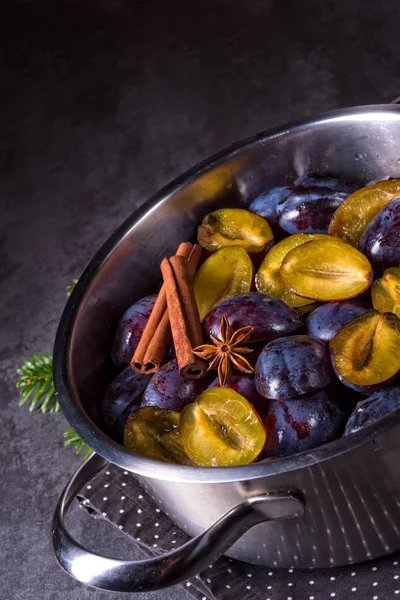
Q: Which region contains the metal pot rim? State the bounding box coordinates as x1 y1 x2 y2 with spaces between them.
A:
53 103 400 483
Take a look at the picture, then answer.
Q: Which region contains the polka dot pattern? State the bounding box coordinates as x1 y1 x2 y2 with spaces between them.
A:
78 465 400 600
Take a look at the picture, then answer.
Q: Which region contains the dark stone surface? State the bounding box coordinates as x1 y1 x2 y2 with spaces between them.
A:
1 0 399 598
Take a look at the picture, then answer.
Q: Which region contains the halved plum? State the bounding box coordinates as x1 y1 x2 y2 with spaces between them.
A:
330 310 400 392
207 373 267 414
255 335 334 400
255 233 328 307
281 237 372 301
193 246 253 321
306 301 369 343
179 387 266 467
359 197 400 274
328 179 400 247
372 267 400 318
203 292 301 343
344 386 400 435
197 208 274 259
123 407 191 464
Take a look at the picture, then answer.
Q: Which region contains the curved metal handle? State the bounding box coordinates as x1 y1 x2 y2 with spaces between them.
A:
51 453 304 593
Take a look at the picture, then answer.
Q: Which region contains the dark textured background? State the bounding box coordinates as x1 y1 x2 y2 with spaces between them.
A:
1 1 400 598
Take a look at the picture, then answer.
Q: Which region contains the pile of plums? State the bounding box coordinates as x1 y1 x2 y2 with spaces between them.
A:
103 175 400 467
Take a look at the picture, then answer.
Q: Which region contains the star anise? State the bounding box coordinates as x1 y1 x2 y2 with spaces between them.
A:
192 315 254 386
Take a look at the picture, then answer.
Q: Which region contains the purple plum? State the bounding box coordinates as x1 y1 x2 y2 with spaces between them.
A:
359 197 400 274
102 366 151 436
249 186 291 236
261 385 347 457
111 294 157 369
277 175 358 235
255 335 334 400
141 359 213 412
306 301 369 343
203 292 301 344
344 386 400 435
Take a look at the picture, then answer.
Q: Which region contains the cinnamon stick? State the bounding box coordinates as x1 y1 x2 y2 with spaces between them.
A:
131 242 202 374
161 255 207 379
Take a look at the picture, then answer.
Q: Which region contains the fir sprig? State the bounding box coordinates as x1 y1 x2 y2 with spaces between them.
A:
64 428 93 460
16 277 92 459
66 278 78 297
16 353 59 413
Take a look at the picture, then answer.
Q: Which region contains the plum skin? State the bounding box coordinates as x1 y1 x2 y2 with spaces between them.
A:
344 386 400 435
141 359 213 412
248 186 291 236
255 335 334 400
203 292 301 344
111 294 157 369
102 366 151 438
306 301 369 343
276 175 358 235
260 386 347 458
249 177 358 237
359 196 400 274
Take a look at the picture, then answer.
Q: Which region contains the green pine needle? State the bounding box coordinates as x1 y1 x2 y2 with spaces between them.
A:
16 353 59 413
16 277 92 459
66 278 78 297
16 276 78 412
64 428 92 459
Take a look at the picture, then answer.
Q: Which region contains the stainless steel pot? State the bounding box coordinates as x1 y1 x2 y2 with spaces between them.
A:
52 105 400 593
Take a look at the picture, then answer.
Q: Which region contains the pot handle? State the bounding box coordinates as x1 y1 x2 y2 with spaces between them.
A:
51 453 304 593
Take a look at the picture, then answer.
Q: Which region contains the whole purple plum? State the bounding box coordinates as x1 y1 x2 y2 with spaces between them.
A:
248 186 291 236
255 335 334 400
207 374 267 414
111 294 157 369
141 359 213 412
359 197 400 274
277 175 358 235
344 386 400 435
306 301 369 343
102 366 151 435
261 386 346 457
203 293 301 344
